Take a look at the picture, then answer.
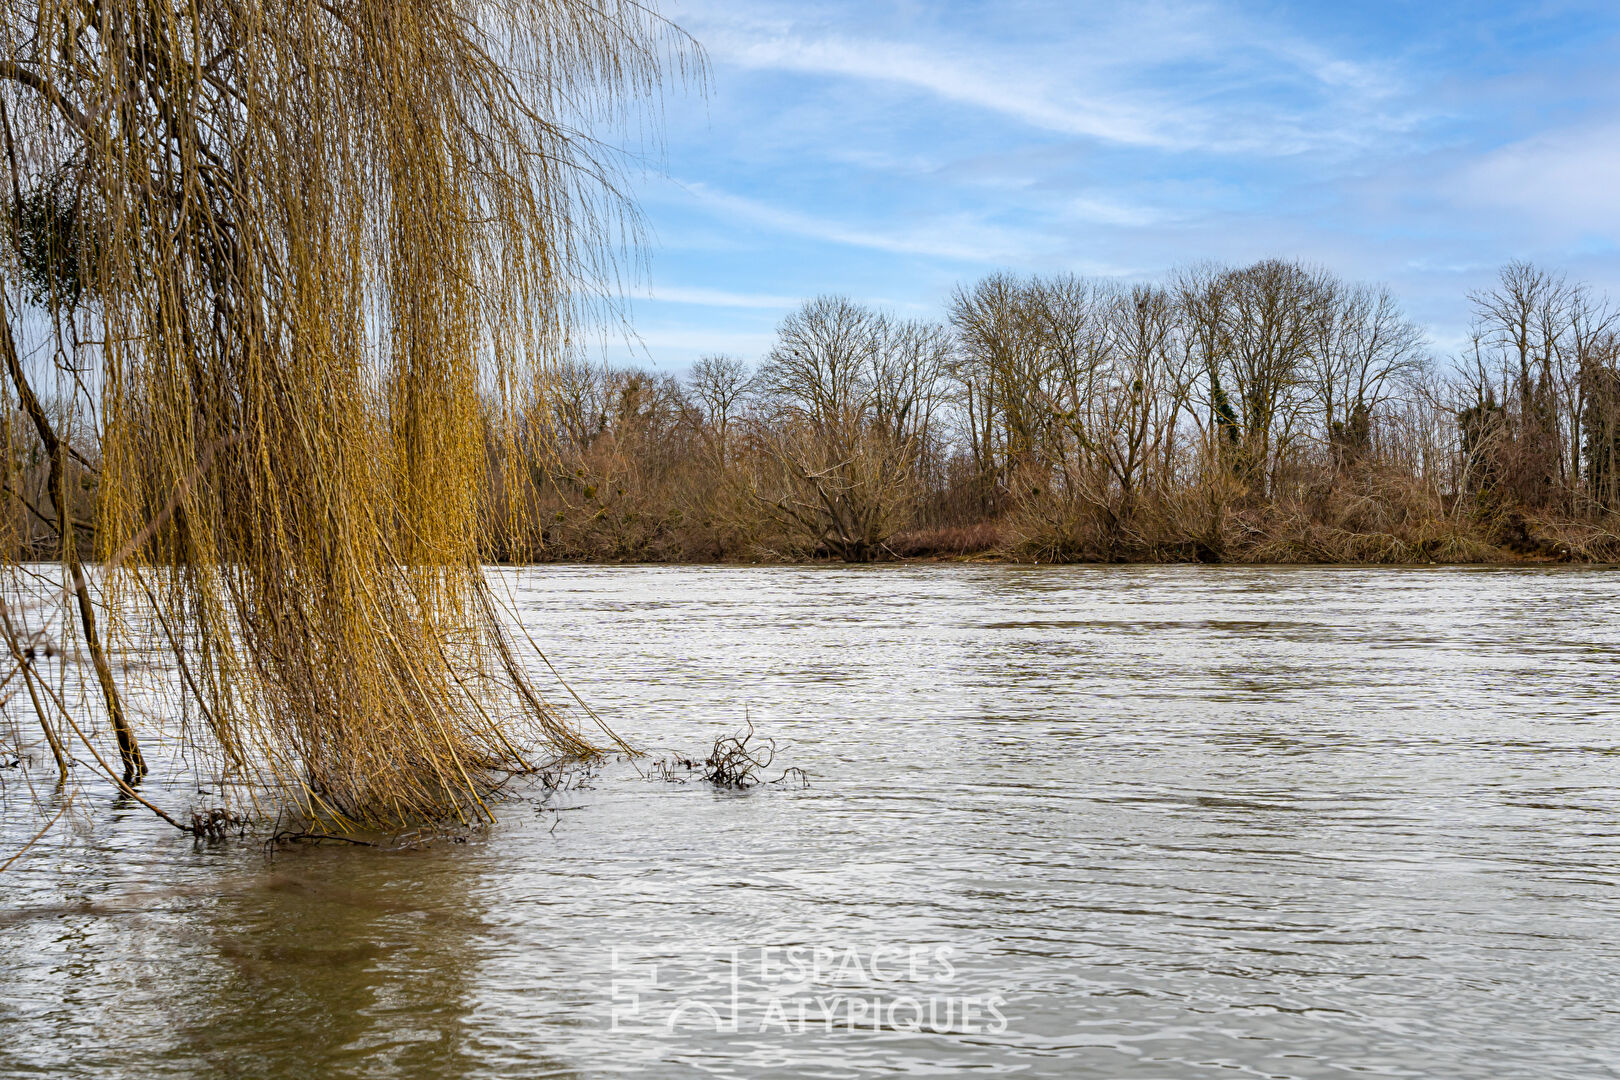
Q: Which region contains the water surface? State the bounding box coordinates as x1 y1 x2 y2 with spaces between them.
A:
3 565 1618 1078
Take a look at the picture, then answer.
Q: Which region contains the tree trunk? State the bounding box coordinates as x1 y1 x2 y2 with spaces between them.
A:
1 295 145 782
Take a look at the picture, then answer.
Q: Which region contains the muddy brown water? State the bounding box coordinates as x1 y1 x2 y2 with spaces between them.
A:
2 565 1618 1078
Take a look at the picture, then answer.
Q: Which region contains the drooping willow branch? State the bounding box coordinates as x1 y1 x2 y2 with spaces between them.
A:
0 0 703 829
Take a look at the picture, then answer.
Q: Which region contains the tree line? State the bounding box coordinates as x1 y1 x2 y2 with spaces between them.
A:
489 259 1620 564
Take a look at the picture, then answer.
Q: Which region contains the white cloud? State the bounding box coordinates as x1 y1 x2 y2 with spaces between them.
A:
1067 196 1170 228
1459 124 1620 236
639 285 803 308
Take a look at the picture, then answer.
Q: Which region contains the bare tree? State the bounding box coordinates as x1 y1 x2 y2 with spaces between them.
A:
1583 333 1620 510
1220 261 1331 496
948 274 1057 507
1558 286 1618 504
687 355 753 470
755 297 947 561
1470 261 1571 421
1467 262 1583 505
1095 283 1184 547
1307 282 1428 469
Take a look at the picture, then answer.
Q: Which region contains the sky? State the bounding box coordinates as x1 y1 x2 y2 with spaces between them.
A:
604 0 1620 370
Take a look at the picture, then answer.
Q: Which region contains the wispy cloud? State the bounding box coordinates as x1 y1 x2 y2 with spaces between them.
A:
676 0 1422 157
703 30 1178 149
679 181 1048 264
1067 196 1172 228
638 285 803 308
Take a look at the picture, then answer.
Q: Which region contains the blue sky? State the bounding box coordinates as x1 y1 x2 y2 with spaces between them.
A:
607 0 1620 370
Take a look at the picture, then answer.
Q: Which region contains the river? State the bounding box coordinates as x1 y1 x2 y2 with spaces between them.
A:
2 565 1618 1078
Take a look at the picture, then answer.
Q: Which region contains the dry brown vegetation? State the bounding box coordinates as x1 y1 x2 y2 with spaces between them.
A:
490 260 1620 567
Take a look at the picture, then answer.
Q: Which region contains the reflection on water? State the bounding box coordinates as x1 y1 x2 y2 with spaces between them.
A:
3 565 1619 1078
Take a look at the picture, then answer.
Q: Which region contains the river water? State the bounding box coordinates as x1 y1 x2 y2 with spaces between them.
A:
2 565 1618 1078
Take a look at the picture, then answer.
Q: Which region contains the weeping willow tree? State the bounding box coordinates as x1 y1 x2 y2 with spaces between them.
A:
0 0 695 829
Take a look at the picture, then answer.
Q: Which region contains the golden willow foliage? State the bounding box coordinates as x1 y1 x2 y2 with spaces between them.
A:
0 0 696 828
